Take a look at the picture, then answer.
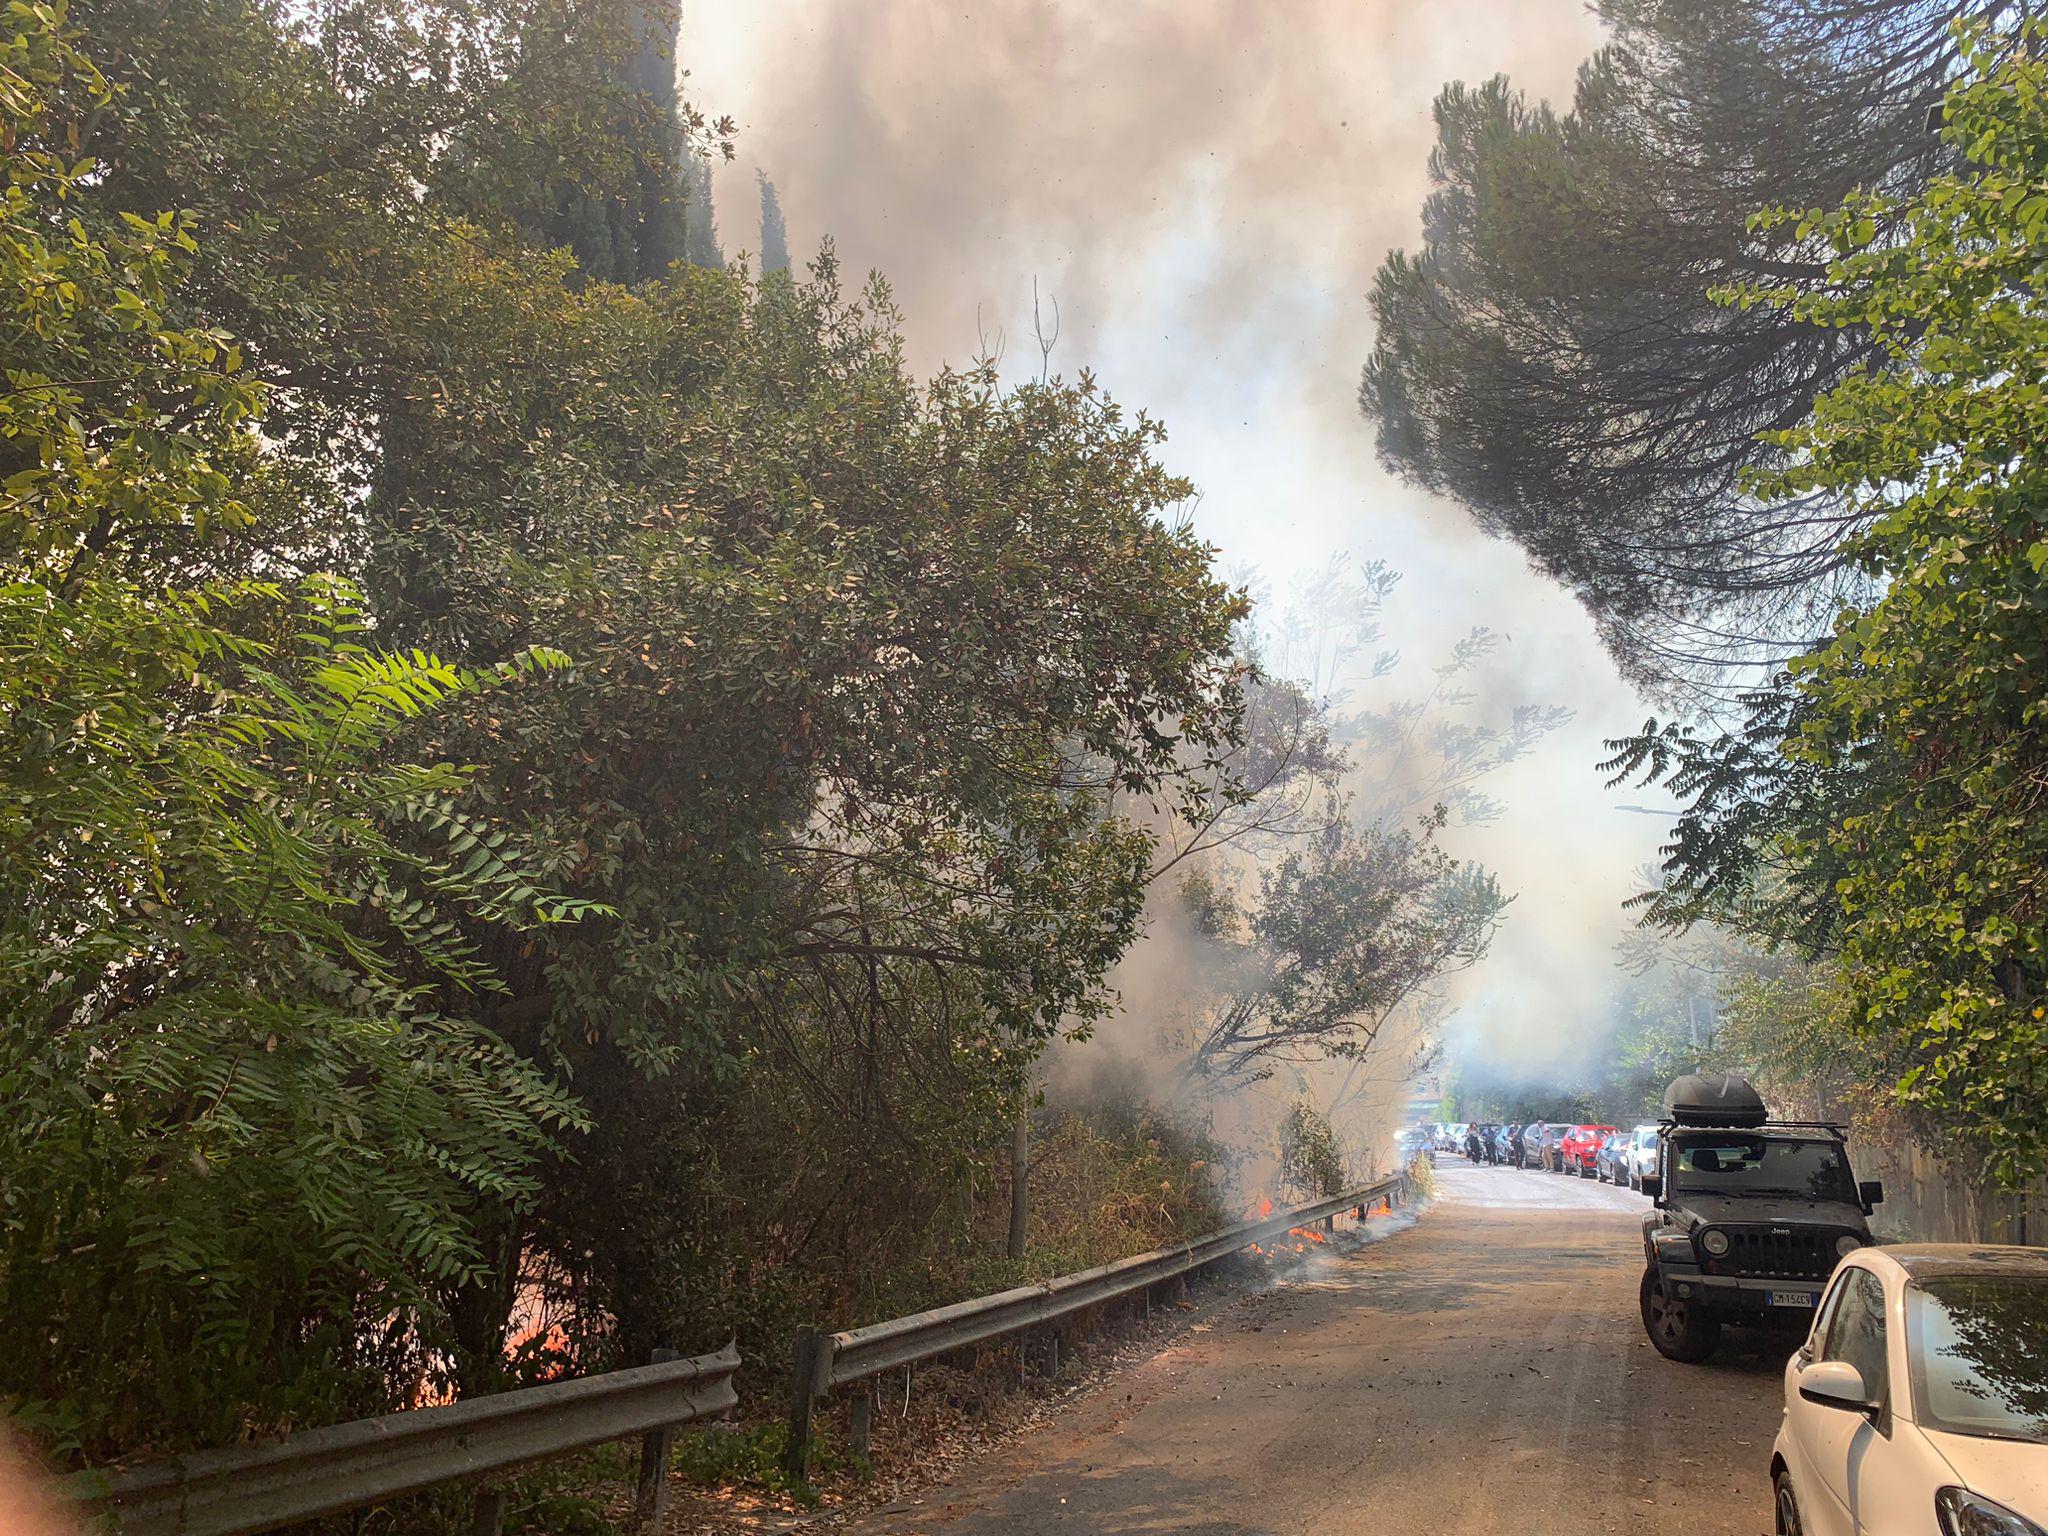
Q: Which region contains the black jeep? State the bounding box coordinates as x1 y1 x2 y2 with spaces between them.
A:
1638 1074 1883 1363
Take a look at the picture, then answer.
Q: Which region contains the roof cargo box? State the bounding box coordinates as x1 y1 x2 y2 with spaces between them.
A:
1662 1072 1767 1127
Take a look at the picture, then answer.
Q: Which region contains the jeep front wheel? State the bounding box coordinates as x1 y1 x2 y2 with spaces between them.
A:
1640 1267 1720 1363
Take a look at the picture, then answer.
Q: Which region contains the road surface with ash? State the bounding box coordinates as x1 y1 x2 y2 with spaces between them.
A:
834 1159 1787 1536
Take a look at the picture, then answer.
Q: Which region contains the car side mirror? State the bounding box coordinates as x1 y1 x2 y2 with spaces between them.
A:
1859 1179 1884 1210
1798 1360 1877 1419
1638 1174 1661 1201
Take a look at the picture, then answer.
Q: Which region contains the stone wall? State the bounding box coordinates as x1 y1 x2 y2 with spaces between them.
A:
1854 1135 2048 1246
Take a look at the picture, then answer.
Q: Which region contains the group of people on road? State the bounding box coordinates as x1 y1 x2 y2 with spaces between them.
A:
1456 1122 1559 1170
1461 1123 1524 1167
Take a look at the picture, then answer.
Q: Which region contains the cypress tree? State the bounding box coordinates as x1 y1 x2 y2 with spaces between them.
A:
757 170 790 273
527 0 686 282
683 152 725 269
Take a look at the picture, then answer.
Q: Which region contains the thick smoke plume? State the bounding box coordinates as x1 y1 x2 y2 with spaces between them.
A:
689 0 1679 1149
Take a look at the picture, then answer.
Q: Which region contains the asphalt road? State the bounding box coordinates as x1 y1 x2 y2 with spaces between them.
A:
842 1159 1790 1536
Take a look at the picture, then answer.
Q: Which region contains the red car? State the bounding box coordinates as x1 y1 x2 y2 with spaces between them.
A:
1558 1124 1617 1177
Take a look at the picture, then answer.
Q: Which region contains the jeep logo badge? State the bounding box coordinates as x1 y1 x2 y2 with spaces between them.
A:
1771 1227 1792 1236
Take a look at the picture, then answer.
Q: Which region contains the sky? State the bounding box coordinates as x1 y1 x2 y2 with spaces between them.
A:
684 0 1681 1086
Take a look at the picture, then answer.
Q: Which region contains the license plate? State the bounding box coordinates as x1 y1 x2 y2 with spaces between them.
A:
1767 1290 1819 1308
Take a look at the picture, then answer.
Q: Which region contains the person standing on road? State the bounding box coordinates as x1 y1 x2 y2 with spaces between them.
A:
1508 1122 1525 1168
1464 1126 1482 1162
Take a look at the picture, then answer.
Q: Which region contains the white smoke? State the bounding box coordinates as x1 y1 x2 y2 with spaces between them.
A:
687 0 1681 1128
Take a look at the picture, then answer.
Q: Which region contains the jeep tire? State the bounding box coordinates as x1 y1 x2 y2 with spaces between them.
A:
1640 1266 1720 1363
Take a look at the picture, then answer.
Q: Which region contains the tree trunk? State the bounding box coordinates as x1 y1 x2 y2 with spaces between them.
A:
449 1208 522 1398
1007 1108 1029 1260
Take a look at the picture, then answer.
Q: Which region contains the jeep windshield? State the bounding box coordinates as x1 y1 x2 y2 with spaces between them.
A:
1668 1134 1857 1202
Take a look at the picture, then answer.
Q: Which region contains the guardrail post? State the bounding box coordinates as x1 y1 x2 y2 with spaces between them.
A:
633 1347 681 1533
471 1487 507 1536
783 1328 830 1485
849 1391 873 1458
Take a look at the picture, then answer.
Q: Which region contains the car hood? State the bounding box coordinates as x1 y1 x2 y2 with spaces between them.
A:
1668 1194 1866 1229
1923 1427 2048 1513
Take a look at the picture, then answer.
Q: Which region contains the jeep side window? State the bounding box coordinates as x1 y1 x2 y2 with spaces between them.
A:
1819 1269 1890 1412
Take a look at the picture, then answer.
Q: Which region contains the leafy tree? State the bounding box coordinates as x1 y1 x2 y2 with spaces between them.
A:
49 0 719 581
527 1 698 285
1138 558 1553 1155
12 0 1277 1476
40 0 1254 1417
1613 24 2048 1183
1178 815 1507 1083
363 251 1250 1367
1277 1101 1347 1198
1362 1 2003 693
1714 961 1874 1122
0 2 592 1455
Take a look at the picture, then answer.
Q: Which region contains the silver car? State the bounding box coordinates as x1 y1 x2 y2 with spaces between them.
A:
1528 1122 1570 1171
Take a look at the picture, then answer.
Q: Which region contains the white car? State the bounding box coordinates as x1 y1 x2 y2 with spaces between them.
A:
1625 1123 1659 1189
1773 1243 2048 1535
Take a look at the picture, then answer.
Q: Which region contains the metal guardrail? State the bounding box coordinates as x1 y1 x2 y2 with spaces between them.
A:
784 1174 1406 1478
69 1175 1413 1526
72 1341 741 1536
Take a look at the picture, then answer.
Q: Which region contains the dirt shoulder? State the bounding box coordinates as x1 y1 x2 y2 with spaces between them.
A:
823 1167 1788 1536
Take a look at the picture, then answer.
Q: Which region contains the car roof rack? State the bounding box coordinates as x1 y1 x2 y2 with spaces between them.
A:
1658 1117 1849 1135
1662 1071 1767 1126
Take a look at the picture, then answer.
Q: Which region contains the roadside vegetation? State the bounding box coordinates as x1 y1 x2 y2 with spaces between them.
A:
1375 9 2048 1189
0 0 1511 1502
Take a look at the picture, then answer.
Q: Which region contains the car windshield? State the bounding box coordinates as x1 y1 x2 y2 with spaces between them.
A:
1907 1276 2048 1444
1667 1135 1856 1201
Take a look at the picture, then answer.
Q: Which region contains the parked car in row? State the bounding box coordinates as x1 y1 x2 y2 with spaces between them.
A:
1524 1122 1568 1170
1773 1242 2048 1535
1625 1123 1659 1190
1596 1131 1631 1185
1559 1123 1617 1177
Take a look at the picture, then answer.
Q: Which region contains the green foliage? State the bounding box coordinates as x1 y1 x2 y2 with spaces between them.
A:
1362 2 1993 689
501 1443 636 1536
0 1 593 1456
0 0 1376 1486
1616 25 2048 1184
1278 1101 1347 1199
0 2 260 572
339 219 1251 1370
1715 962 1874 1123
1403 1150 1436 1203
672 1420 852 1502
681 150 725 269
1185 814 1507 1081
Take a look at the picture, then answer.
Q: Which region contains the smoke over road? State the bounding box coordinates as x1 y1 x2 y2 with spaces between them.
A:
688 0 1679 1114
